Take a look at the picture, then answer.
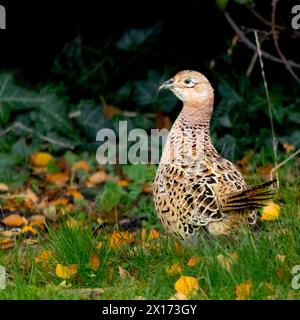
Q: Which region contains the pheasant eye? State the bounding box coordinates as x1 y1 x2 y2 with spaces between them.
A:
184 79 191 84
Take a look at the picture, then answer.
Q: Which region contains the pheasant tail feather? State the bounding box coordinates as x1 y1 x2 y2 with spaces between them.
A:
222 180 277 212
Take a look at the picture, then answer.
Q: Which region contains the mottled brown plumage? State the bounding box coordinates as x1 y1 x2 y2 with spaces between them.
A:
153 70 276 245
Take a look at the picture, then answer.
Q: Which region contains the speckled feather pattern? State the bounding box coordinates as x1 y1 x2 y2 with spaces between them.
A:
153 71 273 244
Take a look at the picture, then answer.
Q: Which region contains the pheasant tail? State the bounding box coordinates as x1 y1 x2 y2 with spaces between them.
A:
222 180 277 212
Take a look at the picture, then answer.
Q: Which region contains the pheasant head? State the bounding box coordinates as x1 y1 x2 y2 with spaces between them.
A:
159 70 214 125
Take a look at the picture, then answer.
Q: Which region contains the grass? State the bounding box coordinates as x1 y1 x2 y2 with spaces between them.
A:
0 162 299 300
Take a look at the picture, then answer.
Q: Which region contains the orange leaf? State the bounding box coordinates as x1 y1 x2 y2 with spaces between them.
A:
187 256 200 268
52 198 69 206
67 189 83 200
1 214 27 227
55 264 78 279
88 171 107 185
46 172 69 185
109 231 134 249
35 250 52 263
261 202 280 221
166 263 183 275
0 237 15 250
29 215 46 229
175 276 199 296
141 228 160 241
117 180 129 187
30 152 53 167
73 160 89 172
89 254 100 271
235 280 252 300
283 143 295 153
21 225 38 235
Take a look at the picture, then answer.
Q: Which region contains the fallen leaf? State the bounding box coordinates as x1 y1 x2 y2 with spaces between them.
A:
257 164 273 178
89 254 100 272
43 205 58 222
52 198 69 206
21 225 38 235
141 228 160 241
166 263 183 275
24 188 39 203
46 173 69 185
276 254 286 263
117 180 129 187
217 252 238 272
55 264 78 279
118 266 133 280
169 292 188 300
261 202 280 221
0 183 9 192
29 215 46 229
30 152 53 167
0 237 15 250
283 143 295 153
235 280 252 300
275 267 288 281
109 231 134 249
87 171 107 186
1 214 27 227
187 256 200 268
0 229 21 238
35 250 52 264
73 160 89 172
175 276 199 296
96 241 103 250
67 189 83 200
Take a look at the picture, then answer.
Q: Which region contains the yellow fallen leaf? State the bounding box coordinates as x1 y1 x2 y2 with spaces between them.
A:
52 198 69 206
55 264 78 279
89 254 100 272
217 252 238 272
21 225 38 235
261 202 280 221
30 152 53 167
187 256 200 268
166 262 183 275
175 276 199 296
35 250 52 263
235 280 252 300
24 188 39 203
1 214 27 227
141 228 160 241
96 241 103 250
109 231 134 249
66 219 83 229
276 254 286 263
73 160 89 172
0 183 9 192
46 172 69 185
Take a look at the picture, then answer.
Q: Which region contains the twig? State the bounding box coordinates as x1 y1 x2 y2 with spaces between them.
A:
271 0 300 85
0 122 75 150
224 12 300 70
254 31 279 188
270 148 300 181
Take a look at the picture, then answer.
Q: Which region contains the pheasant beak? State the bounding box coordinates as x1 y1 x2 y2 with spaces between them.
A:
159 79 174 91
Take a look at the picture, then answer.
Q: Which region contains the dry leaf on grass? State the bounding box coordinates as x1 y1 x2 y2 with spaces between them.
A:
175 276 199 296
0 183 9 192
166 263 183 275
66 219 83 229
45 173 69 185
261 202 280 221
87 171 107 186
35 250 52 264
276 254 286 263
117 180 130 187
109 231 134 249
55 264 78 279
1 214 28 227
187 256 200 268
0 237 15 250
72 160 89 172
235 280 252 300
141 228 160 241
118 266 133 280
67 189 83 200
89 254 100 272
217 252 238 272
30 152 53 167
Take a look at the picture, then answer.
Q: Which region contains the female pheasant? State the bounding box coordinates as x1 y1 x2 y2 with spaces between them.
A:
153 70 276 245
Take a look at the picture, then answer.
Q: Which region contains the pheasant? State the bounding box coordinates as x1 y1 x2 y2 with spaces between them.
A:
153 70 276 245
